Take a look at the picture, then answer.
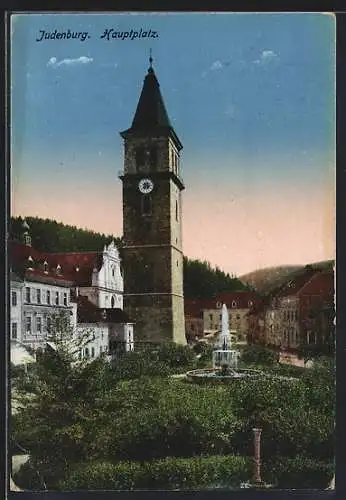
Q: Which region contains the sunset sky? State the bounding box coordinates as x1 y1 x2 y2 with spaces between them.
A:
11 12 335 276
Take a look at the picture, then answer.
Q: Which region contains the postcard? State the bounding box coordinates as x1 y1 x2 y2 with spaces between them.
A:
8 11 336 493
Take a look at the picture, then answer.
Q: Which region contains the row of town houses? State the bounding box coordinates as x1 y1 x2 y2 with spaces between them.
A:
185 263 335 351
10 221 134 361
10 222 335 359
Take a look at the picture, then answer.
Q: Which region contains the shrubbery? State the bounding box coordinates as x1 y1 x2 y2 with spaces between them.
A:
262 455 334 489
12 340 335 491
241 345 279 366
58 455 252 490
15 454 333 491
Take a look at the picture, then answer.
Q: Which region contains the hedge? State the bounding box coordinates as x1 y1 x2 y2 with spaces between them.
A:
14 454 334 491
262 455 334 489
58 455 252 490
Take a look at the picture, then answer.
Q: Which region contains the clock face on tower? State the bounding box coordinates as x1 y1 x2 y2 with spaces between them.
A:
138 178 154 194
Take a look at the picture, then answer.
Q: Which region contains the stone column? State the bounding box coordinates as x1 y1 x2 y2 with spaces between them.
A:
253 427 263 485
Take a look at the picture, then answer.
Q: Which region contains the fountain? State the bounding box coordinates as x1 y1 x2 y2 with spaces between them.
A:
186 303 262 383
212 304 239 372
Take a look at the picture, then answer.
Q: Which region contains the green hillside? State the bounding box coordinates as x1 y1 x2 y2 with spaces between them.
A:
10 216 249 299
240 260 334 294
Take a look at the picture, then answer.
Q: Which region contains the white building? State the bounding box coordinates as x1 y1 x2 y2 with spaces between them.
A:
10 272 24 343
10 223 134 359
48 241 123 310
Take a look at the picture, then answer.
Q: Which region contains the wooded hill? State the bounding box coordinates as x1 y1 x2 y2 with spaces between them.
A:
10 216 250 299
240 260 334 295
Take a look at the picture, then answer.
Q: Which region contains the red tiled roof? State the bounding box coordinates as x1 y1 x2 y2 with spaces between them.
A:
47 252 103 286
9 241 103 287
215 291 261 309
185 292 262 318
298 270 334 297
25 268 73 286
274 269 322 298
77 295 131 323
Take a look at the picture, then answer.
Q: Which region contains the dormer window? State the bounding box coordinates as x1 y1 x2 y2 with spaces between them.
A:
232 300 237 308
43 261 49 274
248 300 253 308
75 266 79 272
56 264 62 275
27 256 34 271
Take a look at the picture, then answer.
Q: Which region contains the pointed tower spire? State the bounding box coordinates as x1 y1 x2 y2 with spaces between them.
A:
120 56 182 150
149 48 153 70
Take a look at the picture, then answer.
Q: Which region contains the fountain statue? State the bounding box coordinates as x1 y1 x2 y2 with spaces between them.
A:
212 304 240 372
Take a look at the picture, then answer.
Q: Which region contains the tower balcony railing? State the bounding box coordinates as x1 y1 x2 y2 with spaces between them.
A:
118 169 184 186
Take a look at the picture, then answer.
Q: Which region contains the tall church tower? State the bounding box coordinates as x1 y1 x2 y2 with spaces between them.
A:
119 56 186 344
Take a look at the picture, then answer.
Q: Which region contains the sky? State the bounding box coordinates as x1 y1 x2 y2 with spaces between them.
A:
11 12 336 276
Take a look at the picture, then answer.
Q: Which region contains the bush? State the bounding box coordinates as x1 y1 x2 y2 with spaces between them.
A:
241 345 279 366
104 378 241 461
262 455 334 489
149 343 195 369
58 455 253 490
111 351 171 380
229 377 335 461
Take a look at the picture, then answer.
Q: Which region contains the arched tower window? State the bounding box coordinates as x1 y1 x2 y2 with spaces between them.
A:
111 296 115 308
149 147 157 170
135 147 145 169
141 194 152 216
175 200 179 221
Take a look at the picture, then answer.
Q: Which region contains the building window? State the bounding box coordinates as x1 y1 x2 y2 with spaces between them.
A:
111 296 115 308
43 261 49 273
46 290 51 305
112 268 115 277
36 316 42 334
248 301 253 307
46 316 52 333
56 264 62 275
232 301 237 308
85 347 89 359
26 287 31 303
141 194 152 216
37 289 41 304
91 347 95 358
55 292 59 305
209 313 213 321
63 292 67 306
26 316 32 334
11 291 17 307
11 322 17 339
136 147 145 167
176 200 178 221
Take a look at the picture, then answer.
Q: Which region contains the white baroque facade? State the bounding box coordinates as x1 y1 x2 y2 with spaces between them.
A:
79 242 123 310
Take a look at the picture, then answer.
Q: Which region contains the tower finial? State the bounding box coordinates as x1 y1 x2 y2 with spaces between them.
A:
149 48 153 69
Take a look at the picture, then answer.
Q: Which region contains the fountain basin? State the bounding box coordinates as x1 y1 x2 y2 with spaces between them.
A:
186 367 264 385
185 368 299 385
